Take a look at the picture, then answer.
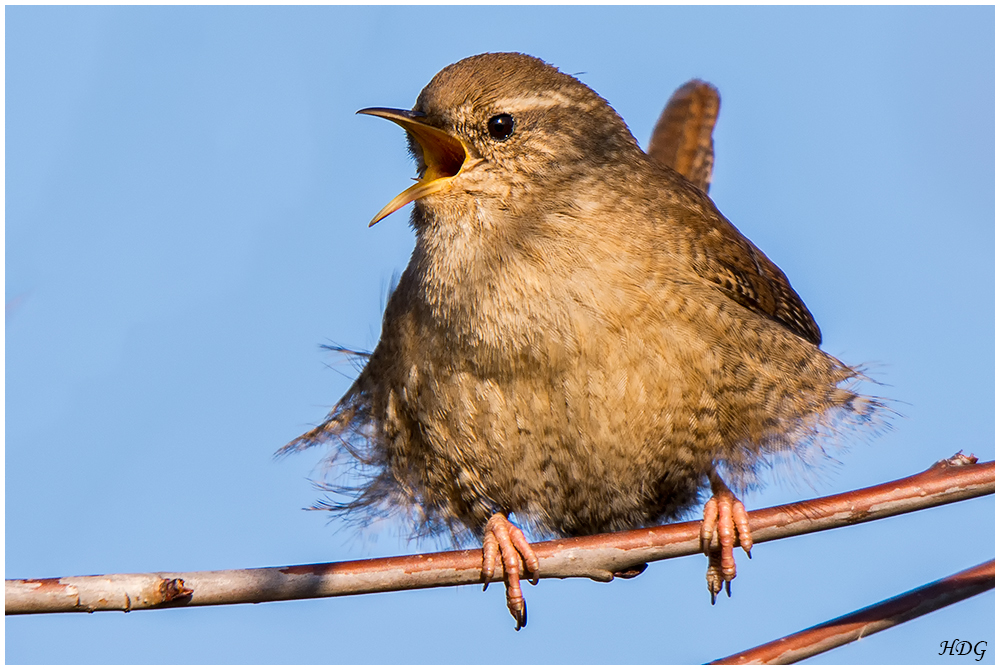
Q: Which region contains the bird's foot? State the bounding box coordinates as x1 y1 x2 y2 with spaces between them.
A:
700 480 752 604
481 512 539 630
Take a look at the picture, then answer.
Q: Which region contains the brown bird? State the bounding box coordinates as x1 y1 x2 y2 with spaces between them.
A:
281 52 881 629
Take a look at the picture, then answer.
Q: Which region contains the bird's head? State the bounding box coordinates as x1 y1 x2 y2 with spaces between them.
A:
359 52 640 227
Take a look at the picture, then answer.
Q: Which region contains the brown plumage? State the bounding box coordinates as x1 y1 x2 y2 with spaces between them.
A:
281 53 881 628
648 79 720 193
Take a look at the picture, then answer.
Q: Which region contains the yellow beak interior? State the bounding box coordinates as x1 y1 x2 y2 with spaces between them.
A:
357 107 468 226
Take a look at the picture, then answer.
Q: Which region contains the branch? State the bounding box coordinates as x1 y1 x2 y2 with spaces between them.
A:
710 559 995 664
6 455 993 616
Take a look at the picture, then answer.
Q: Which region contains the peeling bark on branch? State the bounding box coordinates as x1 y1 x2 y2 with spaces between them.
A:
6 456 993 616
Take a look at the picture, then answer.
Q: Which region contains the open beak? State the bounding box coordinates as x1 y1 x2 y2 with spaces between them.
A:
357 107 468 227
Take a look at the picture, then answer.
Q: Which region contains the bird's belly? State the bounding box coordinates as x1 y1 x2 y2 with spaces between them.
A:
382 343 712 538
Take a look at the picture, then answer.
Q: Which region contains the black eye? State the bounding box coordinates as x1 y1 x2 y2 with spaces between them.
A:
487 113 515 141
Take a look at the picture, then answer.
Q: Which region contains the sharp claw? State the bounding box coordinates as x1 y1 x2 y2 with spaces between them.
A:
508 593 527 631
725 581 732 598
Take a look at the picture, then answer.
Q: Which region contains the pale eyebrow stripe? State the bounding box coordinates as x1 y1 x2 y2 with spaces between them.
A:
493 91 595 113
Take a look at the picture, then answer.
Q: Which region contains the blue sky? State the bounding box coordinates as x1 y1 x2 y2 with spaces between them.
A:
6 6 994 664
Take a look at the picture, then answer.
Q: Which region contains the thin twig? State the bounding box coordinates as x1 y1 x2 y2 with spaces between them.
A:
710 559 995 664
6 456 993 616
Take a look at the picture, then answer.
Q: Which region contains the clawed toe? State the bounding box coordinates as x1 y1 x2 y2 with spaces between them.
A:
481 513 539 630
701 475 753 603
